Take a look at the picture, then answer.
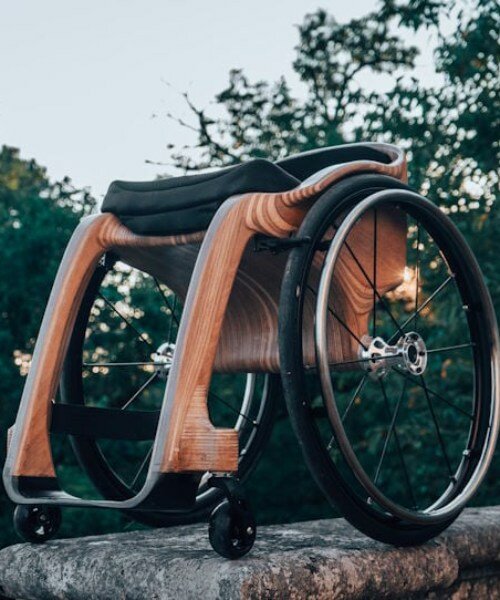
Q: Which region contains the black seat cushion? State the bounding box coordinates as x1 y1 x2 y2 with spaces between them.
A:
102 159 299 236
102 145 391 236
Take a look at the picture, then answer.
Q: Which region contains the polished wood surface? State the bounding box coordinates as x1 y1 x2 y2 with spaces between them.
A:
216 207 405 371
160 199 252 472
11 215 205 477
9 144 408 480
304 208 407 366
119 209 406 374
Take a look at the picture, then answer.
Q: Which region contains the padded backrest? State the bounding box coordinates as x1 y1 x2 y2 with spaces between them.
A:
276 145 391 181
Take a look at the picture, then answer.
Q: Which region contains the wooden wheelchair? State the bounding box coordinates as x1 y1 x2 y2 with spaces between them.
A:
4 143 499 558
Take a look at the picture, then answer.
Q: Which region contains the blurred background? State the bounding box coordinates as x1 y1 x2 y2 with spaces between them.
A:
0 0 498 547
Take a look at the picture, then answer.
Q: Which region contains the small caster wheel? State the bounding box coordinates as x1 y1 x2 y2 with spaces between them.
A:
208 499 256 559
13 505 62 543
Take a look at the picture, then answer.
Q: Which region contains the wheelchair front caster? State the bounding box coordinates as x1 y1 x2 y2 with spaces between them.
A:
207 475 256 559
13 505 62 543
208 500 256 559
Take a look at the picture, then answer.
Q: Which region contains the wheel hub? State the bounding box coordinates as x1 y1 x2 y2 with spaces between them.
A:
152 342 176 379
360 332 427 379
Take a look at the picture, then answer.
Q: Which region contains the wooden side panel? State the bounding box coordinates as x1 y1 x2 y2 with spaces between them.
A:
302 207 407 367
215 244 288 372
159 200 253 473
10 215 204 478
215 207 407 372
12 215 108 477
117 209 406 374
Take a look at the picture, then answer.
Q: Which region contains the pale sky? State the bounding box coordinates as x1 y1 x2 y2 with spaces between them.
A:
0 1 438 199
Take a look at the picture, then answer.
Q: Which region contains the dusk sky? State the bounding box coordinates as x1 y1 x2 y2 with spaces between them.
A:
1 0 439 199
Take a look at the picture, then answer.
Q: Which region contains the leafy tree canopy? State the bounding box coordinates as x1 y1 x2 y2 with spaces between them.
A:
168 0 498 221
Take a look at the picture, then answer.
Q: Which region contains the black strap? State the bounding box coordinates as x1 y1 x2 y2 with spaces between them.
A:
50 403 159 441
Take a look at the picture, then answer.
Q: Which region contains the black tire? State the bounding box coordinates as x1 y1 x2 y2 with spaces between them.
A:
279 174 498 545
13 505 62 543
208 500 256 559
60 261 278 527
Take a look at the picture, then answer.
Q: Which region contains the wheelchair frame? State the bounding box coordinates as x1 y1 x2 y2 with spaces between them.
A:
3 142 407 512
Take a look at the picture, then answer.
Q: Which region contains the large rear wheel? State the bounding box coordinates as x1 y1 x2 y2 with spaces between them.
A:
280 175 498 545
60 255 277 526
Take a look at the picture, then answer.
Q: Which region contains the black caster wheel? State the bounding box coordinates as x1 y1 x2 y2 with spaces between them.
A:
13 505 62 543
208 500 256 559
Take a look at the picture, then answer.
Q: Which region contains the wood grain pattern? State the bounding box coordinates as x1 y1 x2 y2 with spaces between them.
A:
215 208 406 371
10 215 205 477
159 199 252 472
245 144 407 236
118 211 406 374
8 143 408 480
303 208 407 367
12 215 107 477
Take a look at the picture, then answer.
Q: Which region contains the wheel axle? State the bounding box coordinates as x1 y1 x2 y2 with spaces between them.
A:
360 332 427 379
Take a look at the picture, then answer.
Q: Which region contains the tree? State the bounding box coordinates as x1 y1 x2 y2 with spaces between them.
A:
168 1 498 212
165 0 498 320
163 0 499 520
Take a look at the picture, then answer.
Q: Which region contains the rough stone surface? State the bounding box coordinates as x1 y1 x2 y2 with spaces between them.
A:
0 506 498 599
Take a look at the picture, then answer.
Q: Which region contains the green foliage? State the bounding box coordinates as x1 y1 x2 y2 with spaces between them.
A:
169 0 498 307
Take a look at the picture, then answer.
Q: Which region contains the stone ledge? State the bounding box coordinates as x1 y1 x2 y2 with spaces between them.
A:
0 506 498 599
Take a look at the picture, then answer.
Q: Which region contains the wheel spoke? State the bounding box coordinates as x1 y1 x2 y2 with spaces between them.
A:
426 342 475 355
130 445 153 490
372 209 378 337
325 374 368 452
121 371 159 410
331 353 401 369
307 284 368 350
419 374 454 477
98 292 152 348
208 391 256 426
392 368 473 419
413 223 421 331
329 338 473 370
167 295 178 344
342 374 368 422
342 238 405 339
379 379 417 509
153 277 181 333
388 274 454 344
315 219 403 338
373 378 407 486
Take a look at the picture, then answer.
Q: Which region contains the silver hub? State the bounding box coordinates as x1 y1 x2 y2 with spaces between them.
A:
360 332 427 379
152 342 175 380
399 332 427 376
